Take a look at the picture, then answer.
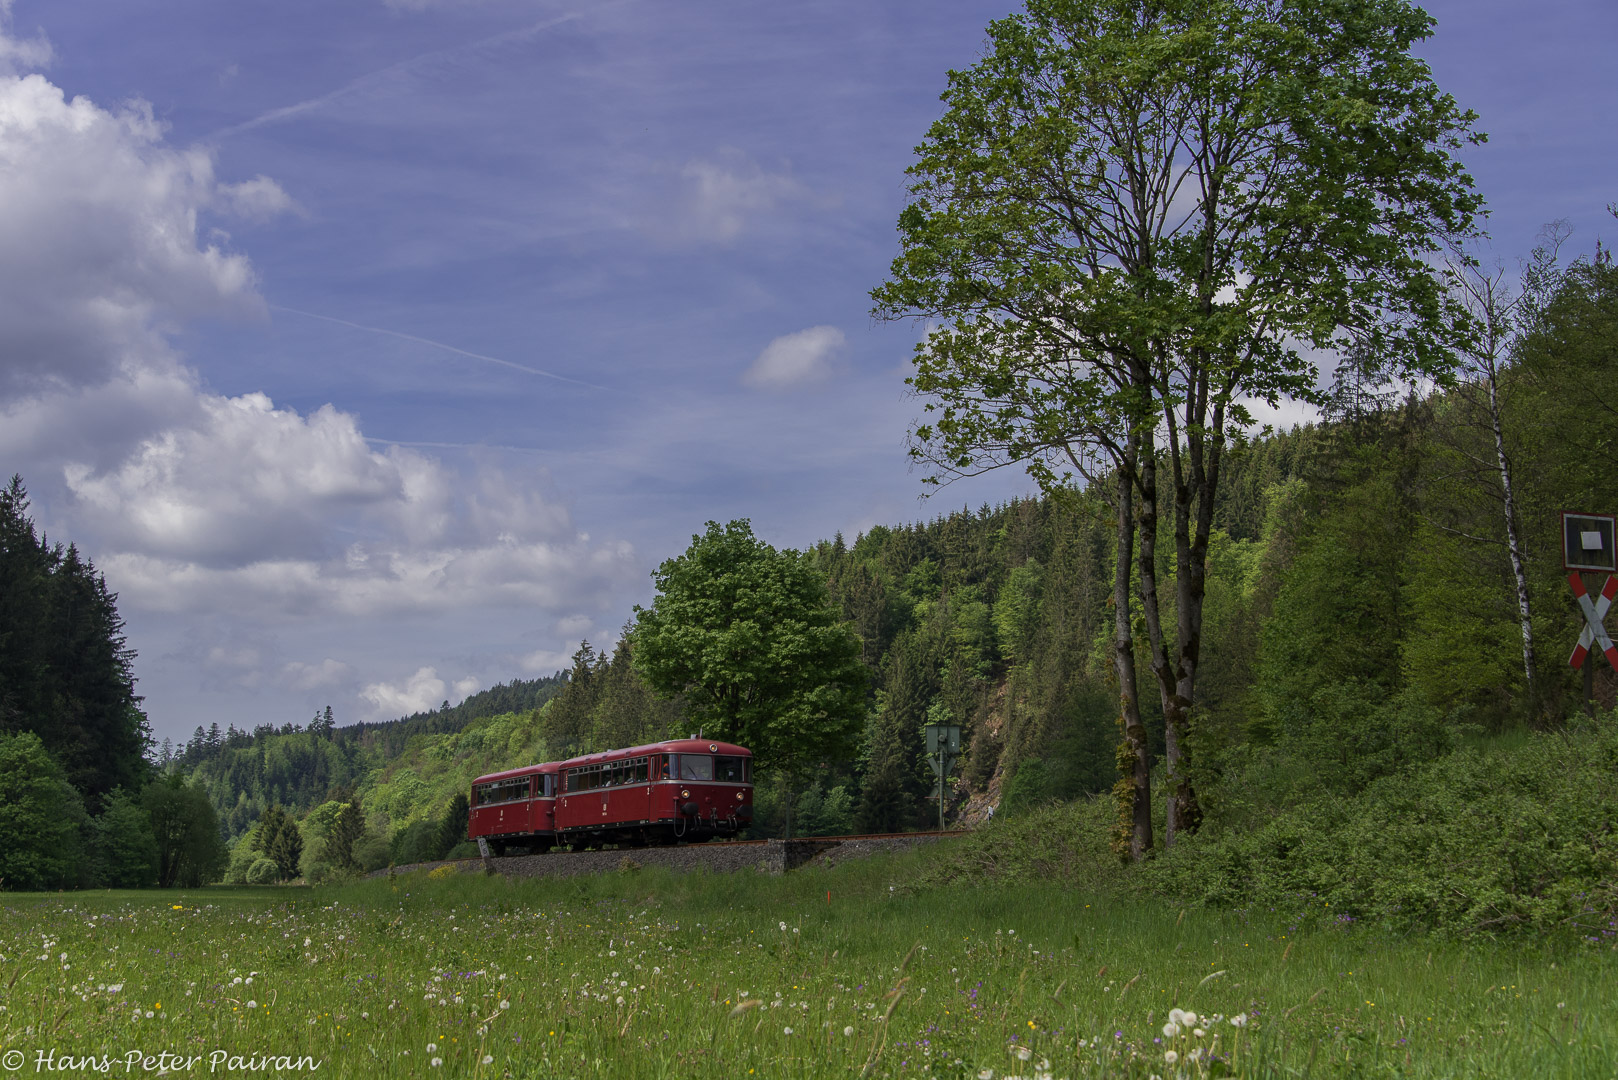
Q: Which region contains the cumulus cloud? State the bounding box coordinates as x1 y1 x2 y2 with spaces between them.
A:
0 73 279 396
360 666 478 720
743 325 846 389
55 389 637 617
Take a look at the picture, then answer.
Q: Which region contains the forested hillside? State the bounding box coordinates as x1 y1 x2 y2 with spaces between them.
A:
180 251 1618 904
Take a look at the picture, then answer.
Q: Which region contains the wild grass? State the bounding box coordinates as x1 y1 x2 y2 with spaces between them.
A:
0 847 1612 1078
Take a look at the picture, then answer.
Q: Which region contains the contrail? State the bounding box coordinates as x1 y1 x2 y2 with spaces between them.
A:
271 304 610 391
209 7 603 140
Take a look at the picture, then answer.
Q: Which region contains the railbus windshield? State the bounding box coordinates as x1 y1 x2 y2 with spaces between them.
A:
671 755 749 782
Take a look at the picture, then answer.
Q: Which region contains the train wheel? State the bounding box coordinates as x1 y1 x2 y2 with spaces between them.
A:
489 840 507 858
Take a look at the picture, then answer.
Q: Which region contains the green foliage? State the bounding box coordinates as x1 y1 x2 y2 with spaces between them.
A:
329 801 367 873
389 818 443 866
0 732 87 890
1144 720 1618 939
991 561 1042 663
90 787 158 888
434 793 469 859
142 773 226 888
244 856 279 886
632 520 868 779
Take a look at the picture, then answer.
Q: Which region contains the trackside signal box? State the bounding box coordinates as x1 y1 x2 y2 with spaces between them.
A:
1562 511 1616 572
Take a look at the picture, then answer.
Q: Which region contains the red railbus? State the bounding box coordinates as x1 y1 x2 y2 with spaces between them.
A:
555 739 753 848
467 761 560 856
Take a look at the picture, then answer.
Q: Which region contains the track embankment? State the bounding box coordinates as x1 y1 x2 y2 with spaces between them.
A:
379 831 961 880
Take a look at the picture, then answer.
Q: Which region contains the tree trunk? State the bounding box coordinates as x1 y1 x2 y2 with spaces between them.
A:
1110 452 1152 861
1485 356 1538 713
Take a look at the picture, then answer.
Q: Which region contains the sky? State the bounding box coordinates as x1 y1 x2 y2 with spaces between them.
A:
0 0 1613 746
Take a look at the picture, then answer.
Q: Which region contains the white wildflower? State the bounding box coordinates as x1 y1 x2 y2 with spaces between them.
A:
1164 1050 1179 1065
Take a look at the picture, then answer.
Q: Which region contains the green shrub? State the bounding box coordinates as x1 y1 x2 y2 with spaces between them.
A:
1144 720 1618 939
245 857 279 885
0 732 87 890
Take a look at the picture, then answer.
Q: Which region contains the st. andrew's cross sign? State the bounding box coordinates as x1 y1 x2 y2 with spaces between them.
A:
1564 512 1618 674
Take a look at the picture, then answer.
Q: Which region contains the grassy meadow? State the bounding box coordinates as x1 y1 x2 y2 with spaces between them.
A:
0 846 1612 1080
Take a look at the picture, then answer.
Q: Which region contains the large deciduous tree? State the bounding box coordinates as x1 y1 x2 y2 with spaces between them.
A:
631 520 867 835
142 772 227 888
0 731 87 890
872 0 1481 853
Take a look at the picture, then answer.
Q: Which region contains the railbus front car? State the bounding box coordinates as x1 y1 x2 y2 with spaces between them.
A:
556 739 752 848
467 761 560 856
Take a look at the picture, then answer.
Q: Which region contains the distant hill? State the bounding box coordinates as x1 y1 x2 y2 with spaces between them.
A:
165 674 568 840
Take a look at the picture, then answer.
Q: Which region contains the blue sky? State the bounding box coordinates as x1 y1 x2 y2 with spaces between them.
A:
1 0 1613 745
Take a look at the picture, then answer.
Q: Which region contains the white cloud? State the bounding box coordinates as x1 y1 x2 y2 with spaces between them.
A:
521 646 577 675
39 383 641 619
0 2 51 76
0 73 271 395
63 392 412 565
360 666 451 719
649 148 804 246
743 325 846 389
215 175 297 222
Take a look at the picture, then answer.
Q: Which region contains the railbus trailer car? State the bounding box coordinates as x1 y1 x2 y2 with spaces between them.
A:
467 761 561 856
556 738 753 848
